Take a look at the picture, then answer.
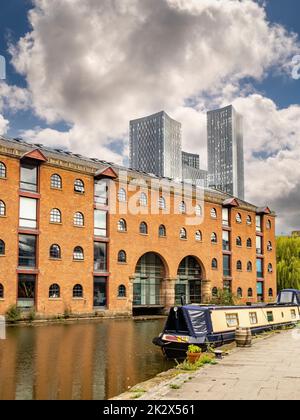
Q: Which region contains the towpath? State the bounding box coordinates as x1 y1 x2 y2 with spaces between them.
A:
115 328 300 400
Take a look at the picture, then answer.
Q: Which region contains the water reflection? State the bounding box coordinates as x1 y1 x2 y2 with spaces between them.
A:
0 319 172 400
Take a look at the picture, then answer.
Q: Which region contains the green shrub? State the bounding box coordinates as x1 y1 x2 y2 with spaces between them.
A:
6 305 21 323
210 288 236 306
28 309 36 322
188 345 202 354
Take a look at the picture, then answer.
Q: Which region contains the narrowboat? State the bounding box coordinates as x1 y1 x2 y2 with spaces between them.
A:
153 289 300 359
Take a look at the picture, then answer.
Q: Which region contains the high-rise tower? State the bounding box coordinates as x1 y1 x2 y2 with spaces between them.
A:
207 105 244 199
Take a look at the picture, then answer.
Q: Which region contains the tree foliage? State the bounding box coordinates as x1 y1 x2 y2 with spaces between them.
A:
277 236 300 291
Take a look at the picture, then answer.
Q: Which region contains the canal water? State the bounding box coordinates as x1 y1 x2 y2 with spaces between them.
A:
0 318 174 400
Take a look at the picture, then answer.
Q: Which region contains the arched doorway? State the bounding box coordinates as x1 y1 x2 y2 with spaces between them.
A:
133 253 166 307
176 256 203 304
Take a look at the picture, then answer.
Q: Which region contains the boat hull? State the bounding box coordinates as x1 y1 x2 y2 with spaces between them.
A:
154 322 297 360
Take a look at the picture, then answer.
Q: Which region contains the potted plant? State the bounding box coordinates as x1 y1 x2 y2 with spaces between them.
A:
187 345 202 364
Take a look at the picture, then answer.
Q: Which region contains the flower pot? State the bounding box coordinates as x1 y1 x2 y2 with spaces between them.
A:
187 353 201 364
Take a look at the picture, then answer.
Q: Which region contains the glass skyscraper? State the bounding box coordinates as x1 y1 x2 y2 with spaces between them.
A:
129 111 182 180
207 105 245 200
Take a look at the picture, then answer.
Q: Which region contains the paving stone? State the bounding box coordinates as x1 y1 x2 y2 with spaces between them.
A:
139 330 300 401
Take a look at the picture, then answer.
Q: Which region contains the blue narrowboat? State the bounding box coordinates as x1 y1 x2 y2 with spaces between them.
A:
153 289 300 359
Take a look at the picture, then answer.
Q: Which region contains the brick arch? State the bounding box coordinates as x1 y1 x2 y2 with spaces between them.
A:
133 251 170 279
176 255 207 280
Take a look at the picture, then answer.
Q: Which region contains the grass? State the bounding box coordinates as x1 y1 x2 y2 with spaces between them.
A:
131 393 144 399
176 353 216 372
170 384 181 390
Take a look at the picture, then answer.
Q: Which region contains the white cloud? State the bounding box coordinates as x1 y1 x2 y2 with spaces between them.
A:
3 0 299 233
0 114 9 135
9 0 298 161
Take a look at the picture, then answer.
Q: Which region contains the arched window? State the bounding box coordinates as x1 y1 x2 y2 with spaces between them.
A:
195 231 202 242
50 208 61 224
268 263 273 274
247 238 252 248
118 250 127 263
118 219 127 232
179 201 186 214
268 288 274 298
74 179 85 194
0 162 6 178
248 288 253 298
267 241 273 251
159 225 166 238
50 244 61 259
212 287 218 298
210 208 217 219
74 212 84 227
73 247 84 261
73 284 83 298
140 192 148 207
118 285 126 298
195 205 202 217
236 213 242 223
140 222 148 235
0 240 5 255
211 233 217 244
180 228 187 240
51 174 62 189
237 260 242 271
247 261 253 272
118 188 126 202
236 236 242 247
0 283 3 299
266 220 272 230
212 258 218 270
247 215 252 225
237 288 243 299
159 196 166 210
0 201 6 217
49 284 60 299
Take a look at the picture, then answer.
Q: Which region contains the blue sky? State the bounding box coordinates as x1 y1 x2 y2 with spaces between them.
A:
0 0 300 234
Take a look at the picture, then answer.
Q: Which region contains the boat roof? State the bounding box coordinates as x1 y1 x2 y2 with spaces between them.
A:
181 303 295 312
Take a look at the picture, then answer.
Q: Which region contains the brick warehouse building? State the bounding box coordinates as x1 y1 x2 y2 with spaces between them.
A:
0 136 276 317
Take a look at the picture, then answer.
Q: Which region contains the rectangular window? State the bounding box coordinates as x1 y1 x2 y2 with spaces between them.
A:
222 208 229 226
222 230 230 251
19 197 37 229
257 281 264 303
94 242 107 272
249 312 258 325
94 210 107 237
18 274 36 308
267 311 274 322
94 277 107 307
256 236 262 255
94 180 108 206
291 310 297 320
20 163 38 192
18 234 36 268
256 215 262 232
226 313 239 328
223 255 231 277
256 259 263 278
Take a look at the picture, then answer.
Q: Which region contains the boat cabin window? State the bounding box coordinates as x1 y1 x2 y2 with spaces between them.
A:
278 291 294 304
165 308 189 335
249 312 258 325
291 310 297 320
267 311 274 322
226 313 239 328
